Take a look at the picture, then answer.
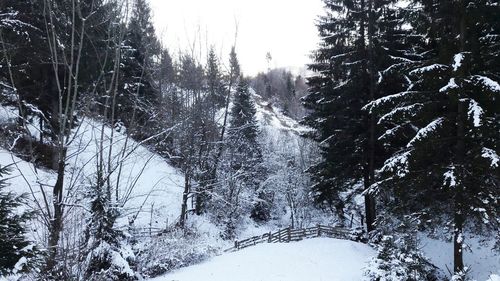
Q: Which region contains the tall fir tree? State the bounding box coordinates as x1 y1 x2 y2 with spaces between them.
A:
228 79 268 222
303 0 413 230
118 0 161 134
365 0 500 275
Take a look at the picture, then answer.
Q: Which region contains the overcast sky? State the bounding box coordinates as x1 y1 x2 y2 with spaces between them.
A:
149 0 324 76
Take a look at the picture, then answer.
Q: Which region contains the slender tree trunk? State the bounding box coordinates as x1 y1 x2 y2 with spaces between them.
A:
453 210 465 273
179 171 190 228
453 91 466 274
453 2 467 273
46 147 66 276
362 0 377 233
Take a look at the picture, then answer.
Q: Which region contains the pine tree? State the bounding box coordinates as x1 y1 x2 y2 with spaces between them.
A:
0 165 34 276
118 0 161 133
83 180 136 281
206 48 225 109
0 0 55 137
365 0 500 275
303 0 412 230
228 79 268 222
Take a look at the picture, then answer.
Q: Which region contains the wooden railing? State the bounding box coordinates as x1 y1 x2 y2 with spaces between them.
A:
226 225 364 252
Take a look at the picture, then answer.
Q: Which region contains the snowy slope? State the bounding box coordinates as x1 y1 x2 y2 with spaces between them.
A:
150 238 376 281
251 89 311 135
67 120 186 228
0 106 186 240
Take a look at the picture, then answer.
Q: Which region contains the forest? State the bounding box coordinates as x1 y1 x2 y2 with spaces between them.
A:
0 0 498 280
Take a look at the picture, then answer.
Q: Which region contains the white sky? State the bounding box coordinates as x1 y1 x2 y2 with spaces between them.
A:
149 0 323 76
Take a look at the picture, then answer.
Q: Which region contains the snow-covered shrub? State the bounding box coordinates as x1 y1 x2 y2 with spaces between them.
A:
135 225 221 278
364 235 443 281
83 240 137 281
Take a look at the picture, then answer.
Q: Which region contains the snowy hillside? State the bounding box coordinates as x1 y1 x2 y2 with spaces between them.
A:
0 105 187 237
151 238 376 281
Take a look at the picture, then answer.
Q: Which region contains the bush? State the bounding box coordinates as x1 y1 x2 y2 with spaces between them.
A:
135 226 220 278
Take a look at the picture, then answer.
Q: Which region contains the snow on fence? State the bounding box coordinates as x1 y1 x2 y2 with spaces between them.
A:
226 225 364 252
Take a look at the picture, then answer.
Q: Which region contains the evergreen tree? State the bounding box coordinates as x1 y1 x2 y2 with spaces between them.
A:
0 0 55 138
365 0 500 275
303 0 413 230
158 48 176 95
0 165 34 276
83 179 136 281
206 47 225 109
118 0 161 133
228 79 268 222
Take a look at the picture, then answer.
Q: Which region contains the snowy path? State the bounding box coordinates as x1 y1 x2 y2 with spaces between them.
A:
150 238 376 281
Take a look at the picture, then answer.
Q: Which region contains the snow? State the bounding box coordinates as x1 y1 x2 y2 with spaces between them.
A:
468 99 484 127
150 238 376 281
363 91 419 113
452 53 464 71
0 105 17 123
0 104 188 239
69 120 186 229
409 64 448 75
481 147 499 168
443 166 457 188
12 257 27 274
440 78 459 92
421 235 500 281
380 150 412 178
378 103 423 124
407 117 444 147
488 274 500 281
472 75 500 92
251 90 312 135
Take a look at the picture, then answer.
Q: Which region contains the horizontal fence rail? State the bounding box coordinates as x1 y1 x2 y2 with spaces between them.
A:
225 225 364 252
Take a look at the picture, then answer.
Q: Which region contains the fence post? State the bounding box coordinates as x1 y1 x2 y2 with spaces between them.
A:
234 240 239 250
279 229 282 242
287 227 291 242
268 231 272 243
317 224 321 237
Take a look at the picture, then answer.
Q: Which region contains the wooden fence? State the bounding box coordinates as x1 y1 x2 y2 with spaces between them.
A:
226 225 364 252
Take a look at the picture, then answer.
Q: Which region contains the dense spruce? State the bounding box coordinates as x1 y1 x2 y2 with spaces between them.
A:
305 0 499 278
365 0 500 275
0 165 35 275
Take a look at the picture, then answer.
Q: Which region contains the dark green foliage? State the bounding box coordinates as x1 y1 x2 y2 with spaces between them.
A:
206 48 226 108
117 0 161 133
366 0 500 274
228 80 268 222
302 0 412 224
0 165 34 275
230 80 259 143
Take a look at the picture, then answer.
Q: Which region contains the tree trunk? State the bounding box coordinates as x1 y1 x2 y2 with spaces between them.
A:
179 172 190 228
363 0 377 233
453 2 467 273
453 211 465 273
453 96 466 274
45 147 66 276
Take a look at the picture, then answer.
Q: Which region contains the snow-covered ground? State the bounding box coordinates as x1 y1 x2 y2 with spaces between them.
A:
0 105 190 240
421 235 500 281
150 238 376 281
251 89 312 135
